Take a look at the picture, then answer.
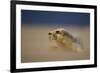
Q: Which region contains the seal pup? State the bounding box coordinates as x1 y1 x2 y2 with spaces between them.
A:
48 28 83 52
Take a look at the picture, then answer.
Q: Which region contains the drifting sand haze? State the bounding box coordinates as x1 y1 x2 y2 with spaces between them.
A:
21 25 90 63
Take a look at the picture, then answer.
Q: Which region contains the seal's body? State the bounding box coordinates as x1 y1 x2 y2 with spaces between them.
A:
48 28 82 52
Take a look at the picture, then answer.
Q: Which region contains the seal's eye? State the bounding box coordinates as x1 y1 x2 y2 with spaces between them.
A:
56 31 60 34
48 32 52 35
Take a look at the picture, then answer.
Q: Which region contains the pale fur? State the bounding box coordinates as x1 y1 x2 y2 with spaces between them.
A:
48 28 83 52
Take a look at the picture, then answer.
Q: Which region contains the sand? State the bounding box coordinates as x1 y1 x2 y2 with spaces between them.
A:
21 25 90 63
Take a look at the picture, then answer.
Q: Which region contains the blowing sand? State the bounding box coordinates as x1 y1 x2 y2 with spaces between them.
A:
21 25 90 63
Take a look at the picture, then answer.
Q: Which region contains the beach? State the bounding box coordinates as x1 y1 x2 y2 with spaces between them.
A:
21 25 90 63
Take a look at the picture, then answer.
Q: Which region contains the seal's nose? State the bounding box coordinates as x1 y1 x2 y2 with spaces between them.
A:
48 32 52 35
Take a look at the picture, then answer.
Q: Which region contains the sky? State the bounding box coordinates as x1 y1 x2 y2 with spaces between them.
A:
21 10 90 27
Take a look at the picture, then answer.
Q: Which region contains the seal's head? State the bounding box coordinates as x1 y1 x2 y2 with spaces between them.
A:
48 28 65 41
